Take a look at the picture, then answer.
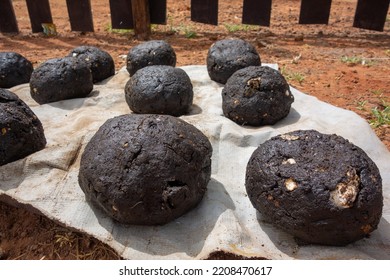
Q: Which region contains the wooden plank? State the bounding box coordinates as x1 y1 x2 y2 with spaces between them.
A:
66 0 94 32
353 0 389 31
25 0 53 33
191 0 218 25
149 0 166 24
299 0 332 25
242 0 272 26
131 0 151 39
109 0 133 29
109 0 166 29
0 0 19 33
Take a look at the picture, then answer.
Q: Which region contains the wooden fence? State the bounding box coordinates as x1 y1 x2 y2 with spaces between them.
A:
0 0 389 38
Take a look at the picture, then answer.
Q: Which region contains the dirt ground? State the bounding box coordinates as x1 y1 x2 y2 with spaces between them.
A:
0 0 389 260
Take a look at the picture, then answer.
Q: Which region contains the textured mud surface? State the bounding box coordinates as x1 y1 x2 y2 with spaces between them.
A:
0 88 46 166
78 114 212 225
207 38 261 84
222 65 294 126
125 65 193 116
68 46 115 83
29 57 93 104
245 130 383 246
126 40 176 76
0 52 33 88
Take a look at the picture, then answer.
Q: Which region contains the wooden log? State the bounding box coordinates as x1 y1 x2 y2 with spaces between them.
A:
149 0 167 24
299 0 332 25
191 0 218 25
0 0 19 33
66 0 94 32
242 0 272 26
131 0 151 39
109 0 133 29
25 0 53 33
353 0 389 31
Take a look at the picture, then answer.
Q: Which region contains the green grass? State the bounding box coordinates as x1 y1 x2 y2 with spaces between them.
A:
223 23 257 33
341 56 363 65
370 105 390 128
358 90 390 128
184 28 197 38
371 89 383 96
280 66 305 85
356 100 367 111
172 24 197 38
288 72 305 84
105 24 133 35
340 56 374 67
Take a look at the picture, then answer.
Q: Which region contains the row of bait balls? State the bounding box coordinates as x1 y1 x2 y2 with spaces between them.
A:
0 47 115 104
1 39 383 246
125 38 294 126
1 39 293 125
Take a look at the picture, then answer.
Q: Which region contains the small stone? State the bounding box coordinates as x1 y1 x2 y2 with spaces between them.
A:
280 134 300 141
285 178 298 191
282 158 296 165
330 169 360 208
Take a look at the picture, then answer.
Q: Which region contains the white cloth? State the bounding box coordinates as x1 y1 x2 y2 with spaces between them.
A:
1 65 389 259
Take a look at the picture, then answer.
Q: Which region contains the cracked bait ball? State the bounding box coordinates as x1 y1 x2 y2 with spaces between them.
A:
222 66 294 126
78 114 212 225
29 57 93 104
126 40 176 76
0 88 46 166
67 46 115 83
0 52 33 88
245 130 383 246
125 65 193 117
207 38 261 84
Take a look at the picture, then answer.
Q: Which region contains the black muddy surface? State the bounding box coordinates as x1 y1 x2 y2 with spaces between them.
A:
78 114 212 225
245 130 383 246
207 38 261 84
68 46 115 83
0 52 33 88
126 40 176 76
29 57 93 104
222 65 293 126
0 88 46 166
125 65 193 116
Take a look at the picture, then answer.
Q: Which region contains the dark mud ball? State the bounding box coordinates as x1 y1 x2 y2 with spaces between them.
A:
207 38 261 84
78 114 212 225
0 52 33 88
245 130 383 246
222 66 294 126
68 46 115 83
126 40 176 76
29 57 93 104
0 88 46 166
125 65 193 117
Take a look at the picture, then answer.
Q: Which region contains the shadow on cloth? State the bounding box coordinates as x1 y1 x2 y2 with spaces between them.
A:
256 212 390 259
87 178 235 258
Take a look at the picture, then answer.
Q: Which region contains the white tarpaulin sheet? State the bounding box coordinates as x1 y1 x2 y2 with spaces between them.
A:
1 65 389 259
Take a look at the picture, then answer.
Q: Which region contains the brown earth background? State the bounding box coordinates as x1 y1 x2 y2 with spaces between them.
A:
0 0 389 260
